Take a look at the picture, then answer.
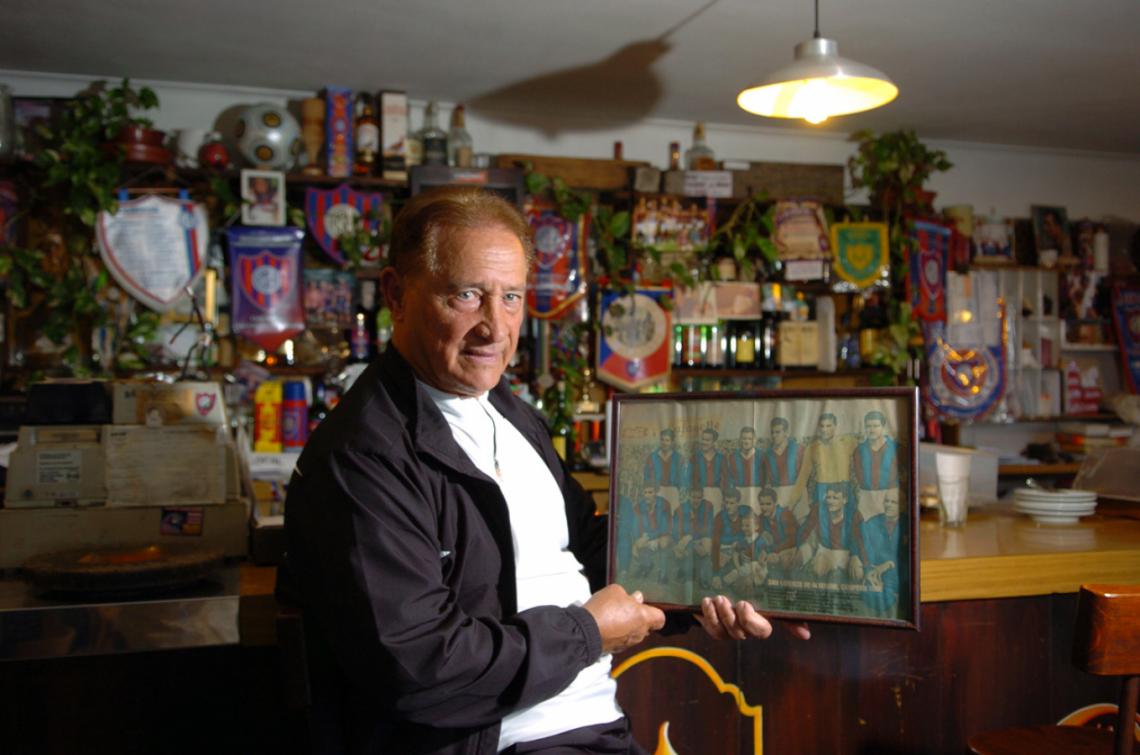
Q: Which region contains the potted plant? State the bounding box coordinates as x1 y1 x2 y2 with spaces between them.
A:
0 79 162 375
847 129 952 383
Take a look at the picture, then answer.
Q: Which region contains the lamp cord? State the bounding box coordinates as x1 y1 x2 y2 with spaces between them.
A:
813 0 820 38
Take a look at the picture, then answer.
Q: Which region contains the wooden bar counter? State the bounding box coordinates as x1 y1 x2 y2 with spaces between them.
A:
3 505 1139 754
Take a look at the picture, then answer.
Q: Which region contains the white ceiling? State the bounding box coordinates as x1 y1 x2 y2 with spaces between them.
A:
4 0 1139 153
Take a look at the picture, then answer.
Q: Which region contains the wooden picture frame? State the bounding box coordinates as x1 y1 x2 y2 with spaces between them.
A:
608 387 920 630
240 169 286 227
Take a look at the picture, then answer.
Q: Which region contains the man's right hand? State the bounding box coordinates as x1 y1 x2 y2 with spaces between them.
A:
583 584 665 654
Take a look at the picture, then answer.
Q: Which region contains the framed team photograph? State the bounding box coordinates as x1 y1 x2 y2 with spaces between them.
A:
241 169 286 226
608 387 920 630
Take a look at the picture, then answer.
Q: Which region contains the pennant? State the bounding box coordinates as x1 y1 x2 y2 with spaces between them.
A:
304 183 387 266
596 288 672 391
227 227 305 352
909 221 951 321
96 195 208 311
525 198 588 319
1111 284 1140 393
830 222 888 289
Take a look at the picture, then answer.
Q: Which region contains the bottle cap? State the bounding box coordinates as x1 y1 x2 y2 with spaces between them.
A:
283 380 307 402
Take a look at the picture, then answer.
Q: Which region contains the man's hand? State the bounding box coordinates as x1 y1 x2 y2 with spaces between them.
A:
695 595 811 642
584 584 665 654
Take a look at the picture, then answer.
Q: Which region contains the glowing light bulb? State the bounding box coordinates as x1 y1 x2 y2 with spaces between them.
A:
796 79 833 125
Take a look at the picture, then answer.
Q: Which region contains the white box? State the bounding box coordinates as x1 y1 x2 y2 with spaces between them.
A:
104 425 229 506
0 502 249 568
4 425 106 508
379 90 408 181
112 380 226 427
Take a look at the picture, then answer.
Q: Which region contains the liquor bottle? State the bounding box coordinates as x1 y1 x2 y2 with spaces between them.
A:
348 280 377 363
353 97 379 176
685 122 716 170
308 381 331 434
613 141 623 160
682 324 705 367
672 323 684 367
668 141 681 171
447 104 473 168
705 322 725 367
418 101 448 166
734 320 758 368
549 381 574 463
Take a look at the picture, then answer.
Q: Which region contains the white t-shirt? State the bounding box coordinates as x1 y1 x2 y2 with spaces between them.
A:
421 383 621 751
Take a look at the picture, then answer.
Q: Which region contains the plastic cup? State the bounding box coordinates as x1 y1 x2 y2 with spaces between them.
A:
936 452 972 527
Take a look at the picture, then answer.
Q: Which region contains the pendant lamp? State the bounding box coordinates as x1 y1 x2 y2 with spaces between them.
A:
736 0 898 125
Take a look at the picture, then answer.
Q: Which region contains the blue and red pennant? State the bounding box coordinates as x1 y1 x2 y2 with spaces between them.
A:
227 227 305 352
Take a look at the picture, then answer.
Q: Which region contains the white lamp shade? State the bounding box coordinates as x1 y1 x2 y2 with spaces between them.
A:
737 37 898 123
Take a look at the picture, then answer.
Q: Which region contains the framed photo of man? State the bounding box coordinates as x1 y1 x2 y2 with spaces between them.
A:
608 387 920 630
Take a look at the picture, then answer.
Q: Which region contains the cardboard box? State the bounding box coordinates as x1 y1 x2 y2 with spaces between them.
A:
112 380 226 426
0 502 249 568
378 90 408 181
104 425 229 506
4 425 106 508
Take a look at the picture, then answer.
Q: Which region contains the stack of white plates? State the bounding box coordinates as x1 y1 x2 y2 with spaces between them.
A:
1013 488 1098 525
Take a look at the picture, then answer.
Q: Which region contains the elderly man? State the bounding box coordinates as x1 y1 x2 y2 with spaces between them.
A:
280 187 805 755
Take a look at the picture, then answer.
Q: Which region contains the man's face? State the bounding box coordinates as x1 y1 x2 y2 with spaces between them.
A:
739 430 755 452
659 433 674 452
825 489 846 514
865 419 884 441
770 422 788 447
701 432 716 452
818 418 836 441
740 511 757 537
884 493 900 520
758 496 776 519
386 225 527 396
642 487 657 504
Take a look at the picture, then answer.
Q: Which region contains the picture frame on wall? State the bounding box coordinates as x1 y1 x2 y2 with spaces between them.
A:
1031 205 1074 268
608 387 920 630
241 169 286 227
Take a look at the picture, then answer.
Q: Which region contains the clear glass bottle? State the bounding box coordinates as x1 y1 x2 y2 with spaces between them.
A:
685 122 716 170
447 104 473 168
418 101 448 166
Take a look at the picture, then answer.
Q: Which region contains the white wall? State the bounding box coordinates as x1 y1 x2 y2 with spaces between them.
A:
5 69 1139 221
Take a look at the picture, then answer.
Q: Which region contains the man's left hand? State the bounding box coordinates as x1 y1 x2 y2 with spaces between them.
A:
695 595 811 642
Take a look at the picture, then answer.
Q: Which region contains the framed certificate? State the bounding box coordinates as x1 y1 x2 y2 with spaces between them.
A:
608 387 920 629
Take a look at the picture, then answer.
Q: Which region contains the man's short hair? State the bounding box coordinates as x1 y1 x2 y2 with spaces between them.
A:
387 186 535 278
659 428 675 441
724 486 741 501
702 428 719 441
819 412 838 425
770 417 789 432
739 426 756 437
758 487 778 504
864 410 887 426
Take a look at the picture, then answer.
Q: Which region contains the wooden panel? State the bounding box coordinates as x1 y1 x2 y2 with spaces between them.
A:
495 153 648 190
731 161 845 204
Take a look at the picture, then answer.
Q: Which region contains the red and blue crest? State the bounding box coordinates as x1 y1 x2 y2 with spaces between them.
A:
238 250 294 310
525 200 588 319
305 183 387 266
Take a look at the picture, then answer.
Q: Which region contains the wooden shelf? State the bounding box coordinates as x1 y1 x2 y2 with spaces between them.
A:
998 462 1081 476
673 366 888 379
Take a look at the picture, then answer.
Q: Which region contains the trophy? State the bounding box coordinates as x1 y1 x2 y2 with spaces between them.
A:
301 97 325 176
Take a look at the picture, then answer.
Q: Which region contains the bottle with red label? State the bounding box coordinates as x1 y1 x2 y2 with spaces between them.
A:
282 380 309 450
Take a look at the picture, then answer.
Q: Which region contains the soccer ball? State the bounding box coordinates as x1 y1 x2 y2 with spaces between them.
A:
235 103 301 170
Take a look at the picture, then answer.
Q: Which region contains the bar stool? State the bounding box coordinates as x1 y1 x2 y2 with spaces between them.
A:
968 583 1140 755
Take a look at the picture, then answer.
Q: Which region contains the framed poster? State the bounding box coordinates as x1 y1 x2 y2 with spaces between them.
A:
608 387 920 630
